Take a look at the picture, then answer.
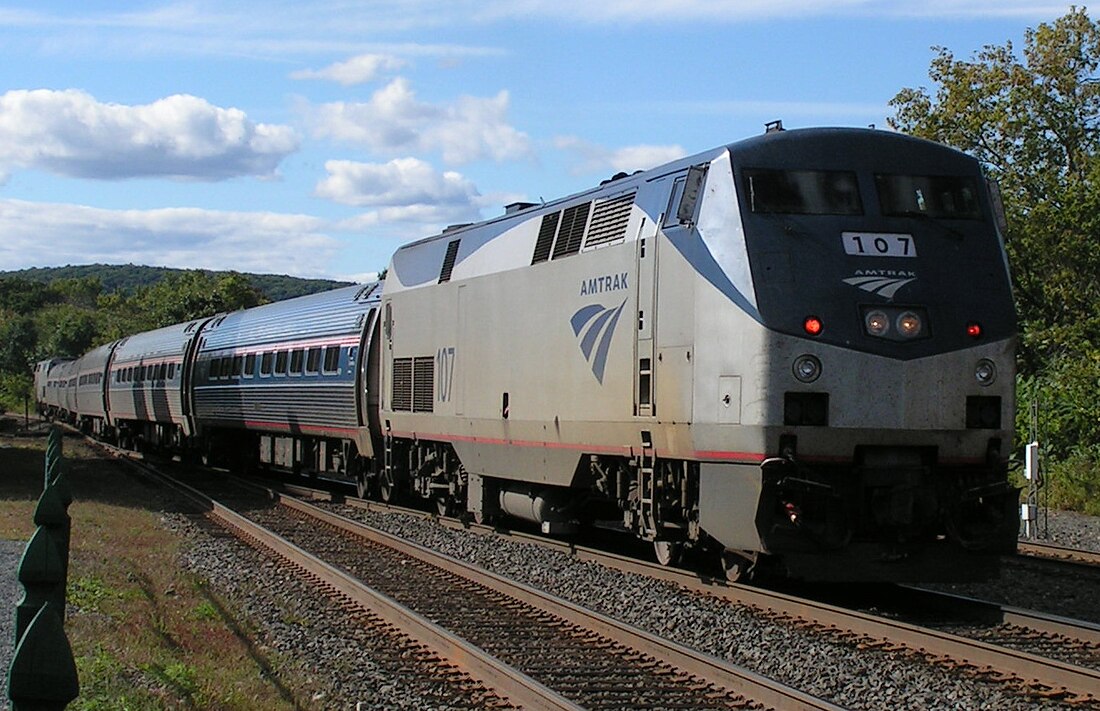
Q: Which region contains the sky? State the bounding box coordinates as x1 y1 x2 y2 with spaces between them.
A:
0 1 1082 282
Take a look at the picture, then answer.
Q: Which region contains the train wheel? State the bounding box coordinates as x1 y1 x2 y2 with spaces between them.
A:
435 495 453 517
720 550 753 583
379 469 399 503
653 541 683 567
354 472 369 499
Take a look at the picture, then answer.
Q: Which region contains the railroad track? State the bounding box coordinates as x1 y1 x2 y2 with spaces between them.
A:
105 449 840 710
1018 540 1100 570
272 480 1100 705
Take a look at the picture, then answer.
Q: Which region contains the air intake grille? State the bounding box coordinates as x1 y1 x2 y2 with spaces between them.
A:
552 202 592 259
438 239 461 283
531 212 559 264
413 357 435 413
584 191 636 248
392 358 413 411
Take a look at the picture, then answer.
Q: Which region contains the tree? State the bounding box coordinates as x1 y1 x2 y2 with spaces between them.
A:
131 271 266 329
890 7 1100 370
890 7 1100 511
0 314 37 373
35 304 99 359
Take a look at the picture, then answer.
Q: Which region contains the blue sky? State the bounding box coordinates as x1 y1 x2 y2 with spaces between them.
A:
0 1 1079 282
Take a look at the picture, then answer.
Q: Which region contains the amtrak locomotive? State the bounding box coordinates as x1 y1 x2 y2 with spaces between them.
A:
37 127 1019 581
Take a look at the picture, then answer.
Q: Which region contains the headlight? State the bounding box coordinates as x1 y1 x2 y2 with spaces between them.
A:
896 311 922 338
865 310 889 337
860 306 930 341
975 359 997 386
793 354 822 383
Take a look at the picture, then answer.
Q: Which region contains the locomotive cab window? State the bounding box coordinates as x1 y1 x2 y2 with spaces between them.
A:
875 174 982 220
744 169 863 215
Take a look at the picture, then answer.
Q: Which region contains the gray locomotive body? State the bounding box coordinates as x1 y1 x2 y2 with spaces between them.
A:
380 127 1018 580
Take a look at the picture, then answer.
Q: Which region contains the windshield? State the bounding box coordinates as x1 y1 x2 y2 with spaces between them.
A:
744 169 863 215
876 174 982 220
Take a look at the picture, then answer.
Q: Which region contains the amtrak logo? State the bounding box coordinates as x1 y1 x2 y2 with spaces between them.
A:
843 271 916 299
570 299 627 384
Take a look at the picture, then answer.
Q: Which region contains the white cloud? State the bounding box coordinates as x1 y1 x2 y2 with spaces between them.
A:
0 199 340 277
554 136 684 175
290 53 407 85
0 89 298 181
315 158 481 209
307 78 533 164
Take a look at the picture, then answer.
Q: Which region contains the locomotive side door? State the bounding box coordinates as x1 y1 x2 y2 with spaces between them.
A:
634 190 661 418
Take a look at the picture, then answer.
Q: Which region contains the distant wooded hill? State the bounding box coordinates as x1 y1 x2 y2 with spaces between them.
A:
2 264 353 302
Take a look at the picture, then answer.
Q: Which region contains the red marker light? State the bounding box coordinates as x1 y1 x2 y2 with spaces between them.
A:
803 316 823 336
966 322 983 339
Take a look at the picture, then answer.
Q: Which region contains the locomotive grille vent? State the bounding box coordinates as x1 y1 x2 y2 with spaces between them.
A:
392 356 435 412
412 357 435 413
552 201 592 260
438 239 461 283
531 212 560 264
584 190 636 249
391 358 413 411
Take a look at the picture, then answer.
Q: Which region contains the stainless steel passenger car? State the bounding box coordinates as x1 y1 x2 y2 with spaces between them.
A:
72 343 116 436
190 283 382 480
34 358 72 418
108 320 211 450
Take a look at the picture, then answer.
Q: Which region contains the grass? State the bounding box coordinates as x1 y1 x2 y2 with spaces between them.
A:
1 423 310 710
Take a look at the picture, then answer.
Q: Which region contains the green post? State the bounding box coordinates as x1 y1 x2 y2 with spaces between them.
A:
7 426 79 709
13 526 65 645
7 602 79 711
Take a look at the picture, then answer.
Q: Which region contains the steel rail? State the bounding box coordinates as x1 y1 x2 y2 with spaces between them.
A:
258 479 1100 702
273 491 844 711
1018 540 1100 569
898 585 1100 647
106 453 581 711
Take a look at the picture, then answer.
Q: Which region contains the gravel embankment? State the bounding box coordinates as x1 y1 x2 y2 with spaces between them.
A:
169 497 1090 711
1021 508 1100 552
165 513 501 710
2 539 26 711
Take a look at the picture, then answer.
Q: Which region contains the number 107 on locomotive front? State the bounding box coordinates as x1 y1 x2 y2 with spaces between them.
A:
842 232 917 258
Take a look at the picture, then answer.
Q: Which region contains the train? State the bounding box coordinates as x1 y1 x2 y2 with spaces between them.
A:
35 126 1021 582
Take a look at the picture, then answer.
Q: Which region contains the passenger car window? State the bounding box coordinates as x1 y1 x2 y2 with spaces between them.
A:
323 346 340 373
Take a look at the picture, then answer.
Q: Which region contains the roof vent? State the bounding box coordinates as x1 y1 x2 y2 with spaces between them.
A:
600 171 630 186
443 223 472 234
765 120 785 133
505 202 537 215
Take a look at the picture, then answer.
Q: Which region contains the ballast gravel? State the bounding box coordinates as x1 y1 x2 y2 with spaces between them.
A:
2 539 25 711
321 505 1082 711
162 500 1099 710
